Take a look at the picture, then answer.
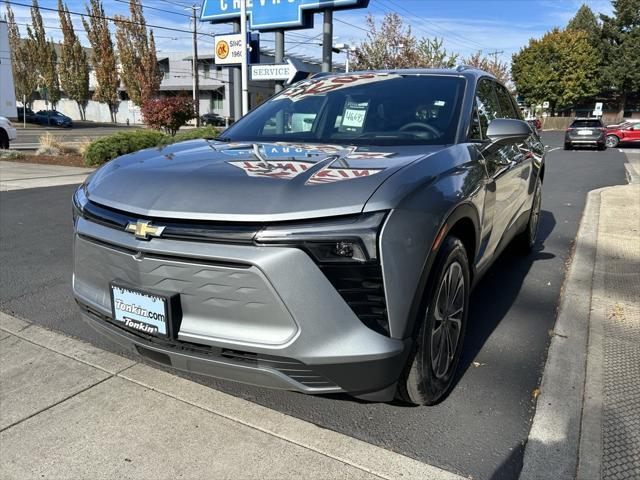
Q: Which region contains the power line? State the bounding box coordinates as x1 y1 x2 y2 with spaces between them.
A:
111 0 192 19
4 0 216 37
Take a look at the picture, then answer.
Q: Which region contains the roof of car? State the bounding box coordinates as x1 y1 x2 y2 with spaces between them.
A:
312 67 496 82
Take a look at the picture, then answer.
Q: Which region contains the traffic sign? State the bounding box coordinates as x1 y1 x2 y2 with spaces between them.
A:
250 58 307 84
201 0 369 31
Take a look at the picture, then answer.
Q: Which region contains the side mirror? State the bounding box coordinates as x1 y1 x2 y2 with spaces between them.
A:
485 119 532 147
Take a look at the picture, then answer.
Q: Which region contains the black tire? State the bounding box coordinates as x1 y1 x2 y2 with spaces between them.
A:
597 144 606 151
564 143 571 150
517 176 542 252
397 236 470 406
0 129 9 150
605 135 619 148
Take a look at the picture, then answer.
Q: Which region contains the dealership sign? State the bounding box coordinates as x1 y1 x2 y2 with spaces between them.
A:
250 58 306 83
200 0 370 31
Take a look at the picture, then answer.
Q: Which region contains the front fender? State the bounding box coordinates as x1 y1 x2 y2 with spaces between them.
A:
367 145 486 339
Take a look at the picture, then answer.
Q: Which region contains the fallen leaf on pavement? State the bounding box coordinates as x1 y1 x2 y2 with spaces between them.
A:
532 388 541 399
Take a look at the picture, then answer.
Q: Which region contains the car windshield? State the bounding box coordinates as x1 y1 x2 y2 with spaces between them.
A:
571 120 602 128
220 73 466 146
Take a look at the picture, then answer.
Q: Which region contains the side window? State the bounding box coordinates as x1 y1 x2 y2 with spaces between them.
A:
495 84 520 119
472 79 501 140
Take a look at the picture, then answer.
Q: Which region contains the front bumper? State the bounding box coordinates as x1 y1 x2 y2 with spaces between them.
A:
73 218 408 399
5 125 17 141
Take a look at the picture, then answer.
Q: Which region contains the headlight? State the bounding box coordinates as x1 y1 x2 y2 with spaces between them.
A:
72 185 88 224
255 212 387 263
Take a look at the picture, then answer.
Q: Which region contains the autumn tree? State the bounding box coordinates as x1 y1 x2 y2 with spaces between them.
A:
58 0 90 119
511 28 600 113
600 0 640 117
115 0 162 106
5 3 39 106
463 51 510 85
351 13 458 70
27 0 60 107
83 0 120 122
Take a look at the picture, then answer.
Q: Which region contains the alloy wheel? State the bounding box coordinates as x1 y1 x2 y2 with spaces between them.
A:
430 261 465 379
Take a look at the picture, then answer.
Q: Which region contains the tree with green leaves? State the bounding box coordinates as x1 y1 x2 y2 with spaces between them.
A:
4 3 39 106
351 13 458 70
57 0 90 119
416 37 458 69
115 0 162 106
511 28 600 113
600 0 640 117
27 0 60 107
83 0 120 122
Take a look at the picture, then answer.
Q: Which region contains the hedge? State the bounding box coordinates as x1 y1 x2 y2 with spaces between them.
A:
83 127 219 167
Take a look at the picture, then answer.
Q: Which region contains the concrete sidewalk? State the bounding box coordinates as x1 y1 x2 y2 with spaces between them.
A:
521 152 640 479
0 161 93 191
0 312 465 480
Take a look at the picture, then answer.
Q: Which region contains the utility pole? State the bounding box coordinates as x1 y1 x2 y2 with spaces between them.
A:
191 4 200 126
321 9 333 72
240 0 249 116
487 49 504 67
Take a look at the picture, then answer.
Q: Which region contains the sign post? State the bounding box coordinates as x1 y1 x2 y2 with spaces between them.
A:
240 0 249 116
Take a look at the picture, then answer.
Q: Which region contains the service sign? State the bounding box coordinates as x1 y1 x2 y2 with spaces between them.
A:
214 33 244 65
201 0 370 31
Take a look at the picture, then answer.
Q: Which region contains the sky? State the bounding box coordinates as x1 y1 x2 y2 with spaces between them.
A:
2 0 615 66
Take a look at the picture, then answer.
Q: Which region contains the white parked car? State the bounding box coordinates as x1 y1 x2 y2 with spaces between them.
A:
0 116 17 149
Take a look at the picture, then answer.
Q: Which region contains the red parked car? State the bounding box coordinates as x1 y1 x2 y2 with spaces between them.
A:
605 121 640 148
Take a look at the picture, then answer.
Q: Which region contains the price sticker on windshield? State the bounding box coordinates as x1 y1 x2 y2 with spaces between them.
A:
340 102 369 132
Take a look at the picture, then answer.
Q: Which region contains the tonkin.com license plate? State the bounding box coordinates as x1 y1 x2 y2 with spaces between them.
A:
110 284 169 337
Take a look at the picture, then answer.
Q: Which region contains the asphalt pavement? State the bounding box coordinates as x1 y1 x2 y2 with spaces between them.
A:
0 133 632 480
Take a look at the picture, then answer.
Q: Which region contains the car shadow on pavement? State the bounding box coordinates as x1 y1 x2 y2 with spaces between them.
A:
454 209 557 386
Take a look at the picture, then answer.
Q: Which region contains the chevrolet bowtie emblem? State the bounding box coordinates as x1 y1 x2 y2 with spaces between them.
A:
125 220 165 240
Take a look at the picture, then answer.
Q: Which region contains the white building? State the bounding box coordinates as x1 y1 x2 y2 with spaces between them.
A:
29 48 326 124
0 20 17 118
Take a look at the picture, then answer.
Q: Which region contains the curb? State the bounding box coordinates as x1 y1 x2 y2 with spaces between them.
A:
519 186 603 480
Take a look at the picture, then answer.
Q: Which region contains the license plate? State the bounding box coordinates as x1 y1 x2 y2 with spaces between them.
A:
110 284 169 337
578 130 593 135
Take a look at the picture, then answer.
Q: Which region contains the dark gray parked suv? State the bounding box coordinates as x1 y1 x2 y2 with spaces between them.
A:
72 68 545 405
564 118 606 150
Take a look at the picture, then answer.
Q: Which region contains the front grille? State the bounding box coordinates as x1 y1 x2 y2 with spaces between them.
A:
319 264 389 336
82 200 260 244
78 302 336 389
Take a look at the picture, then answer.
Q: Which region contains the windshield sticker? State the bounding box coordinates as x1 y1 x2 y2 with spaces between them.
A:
278 73 399 102
340 101 369 133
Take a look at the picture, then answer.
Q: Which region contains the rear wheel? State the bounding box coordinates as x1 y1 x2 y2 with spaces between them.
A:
564 143 571 150
398 236 470 406
606 135 619 148
517 176 542 252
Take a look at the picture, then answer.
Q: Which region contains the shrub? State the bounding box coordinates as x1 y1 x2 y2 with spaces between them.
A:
83 129 166 166
157 126 219 146
0 150 25 160
141 97 196 136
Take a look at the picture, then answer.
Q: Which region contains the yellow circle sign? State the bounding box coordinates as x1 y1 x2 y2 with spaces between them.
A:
216 40 230 60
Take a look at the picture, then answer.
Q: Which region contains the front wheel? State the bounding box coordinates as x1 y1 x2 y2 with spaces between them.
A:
605 135 619 148
398 236 470 405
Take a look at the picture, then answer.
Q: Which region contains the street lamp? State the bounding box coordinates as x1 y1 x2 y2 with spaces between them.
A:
333 43 357 73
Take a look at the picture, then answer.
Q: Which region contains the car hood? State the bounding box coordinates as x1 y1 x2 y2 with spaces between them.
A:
86 140 444 222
